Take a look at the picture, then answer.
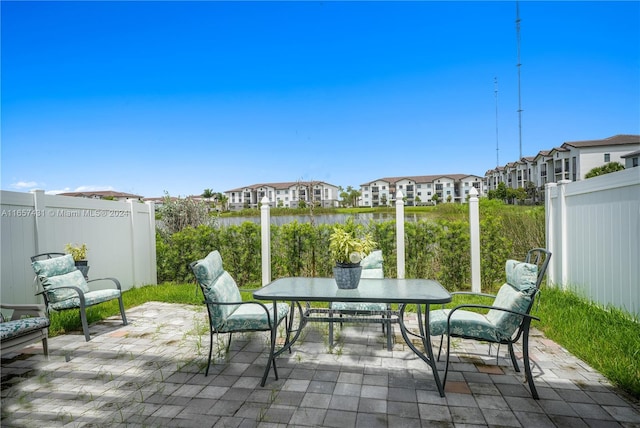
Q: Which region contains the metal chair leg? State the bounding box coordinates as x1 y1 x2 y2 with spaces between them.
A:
523 330 539 399
205 330 214 376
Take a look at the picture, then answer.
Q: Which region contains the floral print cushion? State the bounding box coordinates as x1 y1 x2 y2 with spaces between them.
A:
49 289 121 311
40 270 90 303
0 317 50 341
361 268 384 279
331 302 387 312
486 283 533 339
430 308 499 342
32 254 76 277
203 271 242 329
505 260 538 293
430 283 533 342
192 251 244 331
223 302 290 332
192 251 225 288
361 250 383 269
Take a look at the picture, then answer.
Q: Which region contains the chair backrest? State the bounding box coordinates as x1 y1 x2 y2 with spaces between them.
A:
524 248 552 289
190 251 241 330
486 248 552 341
31 253 89 303
360 250 383 279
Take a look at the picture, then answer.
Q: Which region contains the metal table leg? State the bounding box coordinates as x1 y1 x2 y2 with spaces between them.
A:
398 303 446 397
260 300 306 387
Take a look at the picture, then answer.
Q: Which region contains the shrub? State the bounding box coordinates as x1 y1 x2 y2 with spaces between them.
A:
156 207 546 291
157 192 215 236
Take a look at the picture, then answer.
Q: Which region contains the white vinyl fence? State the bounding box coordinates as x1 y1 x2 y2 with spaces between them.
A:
545 168 640 319
1 190 157 306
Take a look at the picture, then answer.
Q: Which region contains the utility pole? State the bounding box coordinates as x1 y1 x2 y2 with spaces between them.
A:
516 1 523 160
494 76 500 167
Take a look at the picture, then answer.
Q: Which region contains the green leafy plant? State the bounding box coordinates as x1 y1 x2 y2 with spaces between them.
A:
329 226 376 266
65 243 88 261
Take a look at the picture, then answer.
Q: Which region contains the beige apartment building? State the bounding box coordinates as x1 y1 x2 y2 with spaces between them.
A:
359 174 485 207
484 134 640 201
225 181 340 211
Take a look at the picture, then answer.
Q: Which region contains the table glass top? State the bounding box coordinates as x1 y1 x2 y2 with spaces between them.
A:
253 277 452 304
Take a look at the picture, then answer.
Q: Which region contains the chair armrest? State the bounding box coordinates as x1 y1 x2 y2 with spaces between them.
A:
0 303 47 320
451 291 497 298
203 299 278 327
88 277 123 291
448 303 540 322
440 291 497 308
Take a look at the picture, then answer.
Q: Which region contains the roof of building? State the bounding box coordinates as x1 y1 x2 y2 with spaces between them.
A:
621 149 640 158
225 181 338 193
562 134 640 149
59 190 142 199
361 174 479 186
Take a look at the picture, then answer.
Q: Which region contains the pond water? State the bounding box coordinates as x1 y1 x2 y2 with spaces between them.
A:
216 212 432 227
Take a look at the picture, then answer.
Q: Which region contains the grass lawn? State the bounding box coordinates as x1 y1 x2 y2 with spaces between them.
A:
47 281 640 400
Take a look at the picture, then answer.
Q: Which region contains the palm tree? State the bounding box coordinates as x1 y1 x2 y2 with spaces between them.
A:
202 189 214 203
217 194 228 212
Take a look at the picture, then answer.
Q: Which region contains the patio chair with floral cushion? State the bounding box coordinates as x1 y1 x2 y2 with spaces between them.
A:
31 252 127 341
328 250 394 350
190 250 291 380
429 248 551 399
1 303 50 358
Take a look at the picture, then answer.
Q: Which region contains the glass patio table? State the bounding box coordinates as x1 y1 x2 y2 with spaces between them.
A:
253 277 452 396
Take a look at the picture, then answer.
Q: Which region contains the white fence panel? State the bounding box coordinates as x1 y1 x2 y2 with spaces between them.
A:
1 190 157 306
546 168 640 319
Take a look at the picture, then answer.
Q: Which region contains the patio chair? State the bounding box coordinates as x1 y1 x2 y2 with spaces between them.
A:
429 248 551 399
1 303 50 358
328 250 394 350
31 252 128 341
190 250 291 378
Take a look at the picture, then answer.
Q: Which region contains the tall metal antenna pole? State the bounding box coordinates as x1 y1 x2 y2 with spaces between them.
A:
516 1 523 160
494 77 500 167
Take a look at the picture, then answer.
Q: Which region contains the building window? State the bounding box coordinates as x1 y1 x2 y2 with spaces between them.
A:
604 153 610 162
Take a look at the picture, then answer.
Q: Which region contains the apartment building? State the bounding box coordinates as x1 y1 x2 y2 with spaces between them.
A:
360 174 485 207
485 134 640 198
58 190 143 201
225 181 340 211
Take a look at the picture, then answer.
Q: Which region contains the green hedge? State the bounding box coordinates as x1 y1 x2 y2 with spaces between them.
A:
157 208 544 291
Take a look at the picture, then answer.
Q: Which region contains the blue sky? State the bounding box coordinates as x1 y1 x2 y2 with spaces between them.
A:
2 1 639 198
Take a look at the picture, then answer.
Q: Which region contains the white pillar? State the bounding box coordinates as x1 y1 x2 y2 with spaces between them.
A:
31 189 48 255
395 190 405 279
145 201 158 285
469 187 481 293
545 183 557 287
260 196 271 286
558 180 571 289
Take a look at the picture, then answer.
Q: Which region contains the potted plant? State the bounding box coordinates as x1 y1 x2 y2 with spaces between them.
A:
65 243 90 279
329 226 376 289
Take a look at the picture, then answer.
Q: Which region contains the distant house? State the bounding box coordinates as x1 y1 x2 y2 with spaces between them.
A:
621 149 640 169
485 134 640 200
360 174 485 206
59 190 143 201
225 181 340 211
